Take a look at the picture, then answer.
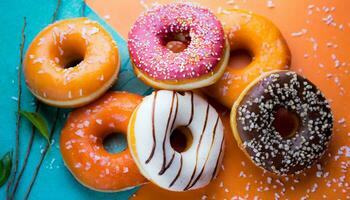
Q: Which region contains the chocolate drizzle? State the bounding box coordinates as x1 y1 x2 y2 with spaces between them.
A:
169 155 183 188
159 92 178 175
211 136 224 180
184 103 210 190
160 153 175 175
185 91 194 127
188 115 220 189
145 91 158 164
170 93 179 131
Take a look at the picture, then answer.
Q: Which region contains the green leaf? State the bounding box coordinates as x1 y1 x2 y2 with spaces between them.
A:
0 160 3 171
20 111 50 143
0 161 3 182
0 151 12 187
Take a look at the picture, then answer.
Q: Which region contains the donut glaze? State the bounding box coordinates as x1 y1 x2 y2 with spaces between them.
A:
60 92 147 191
204 9 291 108
128 3 229 90
128 90 225 191
24 18 120 108
231 71 333 175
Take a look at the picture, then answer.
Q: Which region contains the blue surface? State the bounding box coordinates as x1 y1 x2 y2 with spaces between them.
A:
0 0 151 199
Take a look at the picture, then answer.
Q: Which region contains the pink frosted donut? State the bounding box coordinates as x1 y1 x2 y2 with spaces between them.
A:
128 3 230 90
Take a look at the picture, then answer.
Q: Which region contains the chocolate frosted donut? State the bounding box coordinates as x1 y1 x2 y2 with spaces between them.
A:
230 70 333 175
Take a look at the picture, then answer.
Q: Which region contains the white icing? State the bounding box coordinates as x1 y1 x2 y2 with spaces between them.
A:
131 90 224 191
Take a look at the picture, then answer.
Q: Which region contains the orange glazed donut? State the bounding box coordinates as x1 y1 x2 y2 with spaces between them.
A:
24 18 120 108
60 91 147 192
204 9 291 108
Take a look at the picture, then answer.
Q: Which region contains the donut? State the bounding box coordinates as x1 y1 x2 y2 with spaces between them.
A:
128 3 230 91
204 9 291 108
60 91 147 191
231 70 333 175
24 18 120 108
128 90 225 191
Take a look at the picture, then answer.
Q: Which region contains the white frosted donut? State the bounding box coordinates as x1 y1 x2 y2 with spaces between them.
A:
128 90 225 191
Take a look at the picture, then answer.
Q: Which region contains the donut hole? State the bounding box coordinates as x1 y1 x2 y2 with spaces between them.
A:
163 31 191 53
170 127 193 153
103 133 127 154
60 45 85 69
228 49 253 69
52 34 87 69
273 107 300 138
64 57 84 69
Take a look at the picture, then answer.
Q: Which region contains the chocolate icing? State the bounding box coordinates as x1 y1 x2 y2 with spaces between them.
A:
235 71 333 175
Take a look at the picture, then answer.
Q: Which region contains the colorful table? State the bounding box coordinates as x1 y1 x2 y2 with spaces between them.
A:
0 0 349 199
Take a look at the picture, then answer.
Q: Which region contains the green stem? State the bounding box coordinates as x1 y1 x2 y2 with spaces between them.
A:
6 17 26 199
11 0 61 198
24 108 60 200
81 0 86 17
51 0 61 23
10 102 40 199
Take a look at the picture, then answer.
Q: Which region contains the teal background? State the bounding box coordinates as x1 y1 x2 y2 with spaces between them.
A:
0 0 151 199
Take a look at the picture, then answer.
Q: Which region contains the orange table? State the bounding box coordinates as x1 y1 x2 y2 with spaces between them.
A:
87 0 350 199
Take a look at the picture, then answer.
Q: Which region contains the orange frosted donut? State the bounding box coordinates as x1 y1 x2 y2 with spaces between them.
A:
24 18 120 108
60 91 147 192
204 9 291 108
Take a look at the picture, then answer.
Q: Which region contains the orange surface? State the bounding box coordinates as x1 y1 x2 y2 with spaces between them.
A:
87 0 350 199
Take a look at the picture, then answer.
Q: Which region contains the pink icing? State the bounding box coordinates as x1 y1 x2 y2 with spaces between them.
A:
128 3 225 80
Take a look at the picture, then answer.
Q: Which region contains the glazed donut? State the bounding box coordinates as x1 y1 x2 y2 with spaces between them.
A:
128 90 225 191
24 18 120 108
60 92 147 191
128 3 230 90
204 9 291 108
231 70 333 175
